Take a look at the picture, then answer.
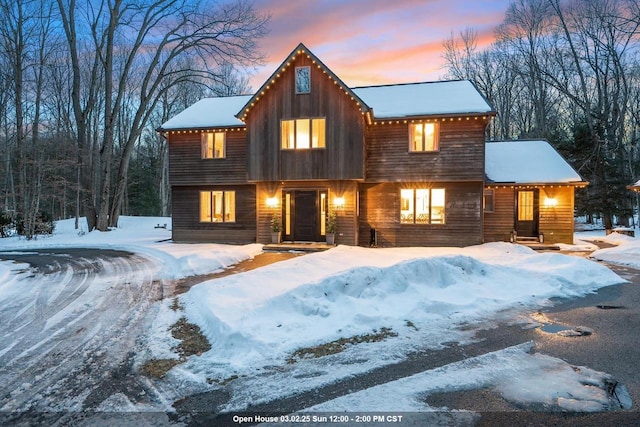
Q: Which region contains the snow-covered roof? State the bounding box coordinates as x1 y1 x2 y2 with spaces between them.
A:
485 140 583 184
159 80 494 131
353 80 494 118
158 95 251 130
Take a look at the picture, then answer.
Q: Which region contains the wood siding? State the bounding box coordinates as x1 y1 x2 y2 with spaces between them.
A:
168 129 248 186
256 181 358 245
482 187 515 243
246 55 365 181
358 182 483 247
483 186 575 244
171 184 256 243
365 118 486 182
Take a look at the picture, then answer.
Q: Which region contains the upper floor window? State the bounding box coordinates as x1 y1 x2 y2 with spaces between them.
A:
202 132 225 159
295 66 310 94
200 190 235 222
409 122 439 152
400 188 445 224
281 118 326 149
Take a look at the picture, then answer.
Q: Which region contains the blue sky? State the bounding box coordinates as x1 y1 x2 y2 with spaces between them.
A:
249 0 512 89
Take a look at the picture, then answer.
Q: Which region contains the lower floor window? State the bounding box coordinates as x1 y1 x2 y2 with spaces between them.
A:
400 188 445 224
200 190 235 222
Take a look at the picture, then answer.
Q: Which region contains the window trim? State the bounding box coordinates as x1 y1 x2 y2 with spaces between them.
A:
400 188 446 225
199 190 236 223
408 122 439 152
281 117 326 150
201 131 226 159
483 189 495 213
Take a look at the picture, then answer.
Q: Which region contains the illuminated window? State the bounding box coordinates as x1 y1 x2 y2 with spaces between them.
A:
281 118 326 149
518 191 534 221
409 123 438 152
400 188 445 225
201 132 225 158
200 190 235 222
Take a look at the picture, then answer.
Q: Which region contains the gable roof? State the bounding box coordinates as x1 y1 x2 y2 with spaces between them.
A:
485 140 584 185
353 80 494 119
158 43 496 131
158 95 250 131
236 42 370 121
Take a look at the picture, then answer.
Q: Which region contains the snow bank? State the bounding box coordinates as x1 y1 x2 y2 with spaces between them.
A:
307 342 632 412
0 216 262 279
181 243 622 374
577 230 640 268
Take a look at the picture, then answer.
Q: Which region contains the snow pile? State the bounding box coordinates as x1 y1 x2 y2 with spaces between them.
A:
0 216 262 279
307 342 632 413
578 230 640 268
181 243 622 375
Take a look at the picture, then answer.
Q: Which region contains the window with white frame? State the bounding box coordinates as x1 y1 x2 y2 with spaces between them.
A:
200 190 235 222
400 188 445 224
409 122 439 152
281 118 326 149
201 132 226 159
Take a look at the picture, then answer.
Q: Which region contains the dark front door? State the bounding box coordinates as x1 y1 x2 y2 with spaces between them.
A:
293 191 318 241
516 189 539 237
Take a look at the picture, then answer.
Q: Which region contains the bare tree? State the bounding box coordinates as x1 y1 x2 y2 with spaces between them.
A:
55 0 268 231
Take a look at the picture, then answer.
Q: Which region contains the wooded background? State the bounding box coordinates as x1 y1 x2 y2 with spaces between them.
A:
443 0 640 229
0 0 266 238
1 0 639 238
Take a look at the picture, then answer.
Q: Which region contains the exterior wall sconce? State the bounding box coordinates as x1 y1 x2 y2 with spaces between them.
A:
543 197 558 208
266 197 279 208
334 197 345 209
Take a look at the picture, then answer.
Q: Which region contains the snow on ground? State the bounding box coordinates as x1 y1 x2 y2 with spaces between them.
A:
0 217 633 413
0 216 262 279
579 229 640 268
180 242 622 394
304 342 632 413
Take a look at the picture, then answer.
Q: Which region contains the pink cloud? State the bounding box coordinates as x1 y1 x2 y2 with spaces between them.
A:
248 0 510 90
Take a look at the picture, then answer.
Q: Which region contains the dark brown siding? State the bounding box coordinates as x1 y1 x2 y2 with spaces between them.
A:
365 118 486 182
256 181 358 245
358 182 483 247
539 186 575 244
168 129 247 186
482 187 515 243
483 186 575 244
246 55 365 181
171 184 256 243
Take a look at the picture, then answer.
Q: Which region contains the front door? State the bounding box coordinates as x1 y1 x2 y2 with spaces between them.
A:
516 189 539 237
293 191 317 241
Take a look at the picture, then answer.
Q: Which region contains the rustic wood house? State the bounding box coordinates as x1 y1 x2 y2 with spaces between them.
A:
158 43 584 246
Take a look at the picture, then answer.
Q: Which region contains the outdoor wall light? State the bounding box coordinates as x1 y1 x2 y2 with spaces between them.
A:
334 197 345 209
266 197 279 208
543 197 558 208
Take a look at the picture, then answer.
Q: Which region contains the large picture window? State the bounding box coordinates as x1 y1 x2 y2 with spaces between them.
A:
281 118 326 149
201 132 226 159
200 191 235 222
409 122 439 152
400 188 445 224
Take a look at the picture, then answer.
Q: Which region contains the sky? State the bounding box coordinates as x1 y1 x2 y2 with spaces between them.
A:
248 0 512 89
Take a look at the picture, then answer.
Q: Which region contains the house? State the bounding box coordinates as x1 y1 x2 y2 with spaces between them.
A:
158 43 585 246
484 140 586 244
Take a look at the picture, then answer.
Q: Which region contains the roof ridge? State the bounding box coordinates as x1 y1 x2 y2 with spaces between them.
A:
351 79 467 90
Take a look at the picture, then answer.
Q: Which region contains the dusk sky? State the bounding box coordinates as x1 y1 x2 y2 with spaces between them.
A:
249 0 513 90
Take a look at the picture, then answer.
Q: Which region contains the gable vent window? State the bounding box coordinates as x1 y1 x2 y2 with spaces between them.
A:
281 118 325 149
409 122 439 152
